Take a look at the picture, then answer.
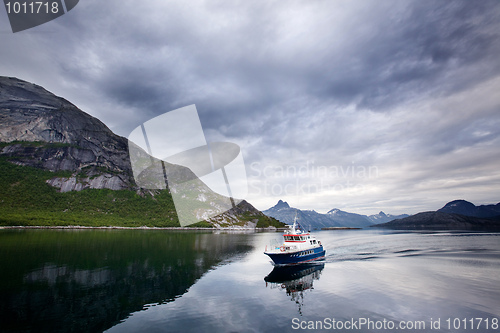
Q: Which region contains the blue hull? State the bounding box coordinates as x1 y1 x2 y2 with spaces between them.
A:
265 246 325 265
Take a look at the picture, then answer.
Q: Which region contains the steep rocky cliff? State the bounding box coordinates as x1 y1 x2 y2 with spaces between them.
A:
0 76 132 191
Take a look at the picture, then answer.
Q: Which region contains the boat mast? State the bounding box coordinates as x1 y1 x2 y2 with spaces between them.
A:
291 212 299 234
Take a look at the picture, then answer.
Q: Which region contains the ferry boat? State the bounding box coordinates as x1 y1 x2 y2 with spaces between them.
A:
264 219 325 265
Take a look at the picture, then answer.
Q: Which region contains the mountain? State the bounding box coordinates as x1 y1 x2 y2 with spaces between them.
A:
367 211 410 223
0 76 133 191
326 208 373 227
372 211 500 231
263 200 406 229
371 199 500 231
263 202 349 229
273 199 290 210
437 199 500 218
0 76 283 228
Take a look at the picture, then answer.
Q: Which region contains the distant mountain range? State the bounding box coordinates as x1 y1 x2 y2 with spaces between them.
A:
366 210 410 224
373 200 500 231
262 200 409 229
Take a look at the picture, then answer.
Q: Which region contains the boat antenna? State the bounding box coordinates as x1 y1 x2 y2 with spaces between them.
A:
293 212 306 232
291 211 300 232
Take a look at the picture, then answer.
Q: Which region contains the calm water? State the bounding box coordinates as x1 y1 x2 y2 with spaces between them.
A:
1 229 499 332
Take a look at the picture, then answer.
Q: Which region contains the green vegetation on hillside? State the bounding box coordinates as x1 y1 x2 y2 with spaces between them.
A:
239 211 286 228
0 157 282 228
0 157 188 227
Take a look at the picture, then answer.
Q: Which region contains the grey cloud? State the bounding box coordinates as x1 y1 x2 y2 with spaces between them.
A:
47 0 500 132
1 0 499 214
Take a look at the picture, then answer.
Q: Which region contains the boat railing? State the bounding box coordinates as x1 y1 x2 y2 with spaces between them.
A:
265 239 281 252
265 241 299 253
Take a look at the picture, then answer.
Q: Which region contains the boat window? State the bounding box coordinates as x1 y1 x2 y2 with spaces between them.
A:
313 240 316 244
294 236 300 241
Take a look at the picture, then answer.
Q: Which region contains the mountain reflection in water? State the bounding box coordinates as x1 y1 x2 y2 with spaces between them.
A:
265 263 324 316
0 229 252 333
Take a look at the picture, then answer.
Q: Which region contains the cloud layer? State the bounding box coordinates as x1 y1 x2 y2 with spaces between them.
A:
1 0 499 214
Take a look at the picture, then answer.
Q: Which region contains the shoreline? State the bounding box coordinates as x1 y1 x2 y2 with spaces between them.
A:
321 227 362 230
0 225 288 232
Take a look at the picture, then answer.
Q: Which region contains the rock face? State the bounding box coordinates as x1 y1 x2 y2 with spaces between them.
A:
209 199 283 228
0 76 133 191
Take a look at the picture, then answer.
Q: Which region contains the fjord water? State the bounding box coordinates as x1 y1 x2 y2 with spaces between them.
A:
1 229 499 332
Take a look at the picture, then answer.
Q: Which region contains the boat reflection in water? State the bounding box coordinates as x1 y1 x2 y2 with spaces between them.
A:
264 263 324 315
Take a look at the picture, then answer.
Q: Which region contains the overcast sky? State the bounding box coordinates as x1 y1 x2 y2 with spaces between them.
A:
1 0 499 214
